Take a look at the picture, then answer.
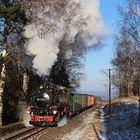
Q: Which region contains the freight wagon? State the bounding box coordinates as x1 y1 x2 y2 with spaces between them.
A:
70 94 95 115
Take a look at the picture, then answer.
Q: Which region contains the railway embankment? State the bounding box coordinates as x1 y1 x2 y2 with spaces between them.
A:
100 97 140 140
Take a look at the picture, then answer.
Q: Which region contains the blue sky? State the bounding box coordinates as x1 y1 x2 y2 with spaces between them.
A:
80 0 125 95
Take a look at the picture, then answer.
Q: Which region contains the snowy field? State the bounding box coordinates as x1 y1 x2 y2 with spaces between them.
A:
100 98 140 140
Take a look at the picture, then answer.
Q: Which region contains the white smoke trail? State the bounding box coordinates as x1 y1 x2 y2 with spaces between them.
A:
58 115 68 127
80 0 106 46
24 18 65 76
24 0 106 76
23 108 32 127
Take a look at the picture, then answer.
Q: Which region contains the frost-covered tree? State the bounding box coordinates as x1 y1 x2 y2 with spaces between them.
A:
112 0 140 126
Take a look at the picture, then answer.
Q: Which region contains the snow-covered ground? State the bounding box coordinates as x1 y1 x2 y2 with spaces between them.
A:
100 98 140 140
61 112 97 140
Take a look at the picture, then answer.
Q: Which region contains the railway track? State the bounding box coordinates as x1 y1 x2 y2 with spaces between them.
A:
129 96 139 101
0 115 71 140
0 126 51 140
0 122 22 129
0 113 88 140
0 122 25 137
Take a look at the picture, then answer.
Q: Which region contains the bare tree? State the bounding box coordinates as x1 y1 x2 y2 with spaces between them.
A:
112 0 140 126
112 27 135 97
49 34 86 89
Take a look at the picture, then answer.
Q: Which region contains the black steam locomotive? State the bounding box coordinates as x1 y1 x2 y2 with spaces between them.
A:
28 84 71 126
28 84 95 126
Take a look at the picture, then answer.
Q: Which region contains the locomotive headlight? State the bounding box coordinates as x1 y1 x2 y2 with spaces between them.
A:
53 110 57 114
43 93 49 100
27 110 30 114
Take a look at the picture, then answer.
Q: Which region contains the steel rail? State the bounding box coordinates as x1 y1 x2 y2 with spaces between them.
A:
1 126 36 140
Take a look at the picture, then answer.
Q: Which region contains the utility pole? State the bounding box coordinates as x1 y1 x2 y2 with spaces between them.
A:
101 68 112 113
109 68 112 113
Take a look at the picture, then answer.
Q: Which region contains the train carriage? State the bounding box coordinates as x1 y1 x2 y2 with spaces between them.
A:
70 93 95 115
87 95 95 107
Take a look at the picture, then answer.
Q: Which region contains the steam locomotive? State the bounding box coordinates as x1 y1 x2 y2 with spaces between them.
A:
28 84 95 126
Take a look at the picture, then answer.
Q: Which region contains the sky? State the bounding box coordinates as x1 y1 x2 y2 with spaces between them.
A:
80 0 126 96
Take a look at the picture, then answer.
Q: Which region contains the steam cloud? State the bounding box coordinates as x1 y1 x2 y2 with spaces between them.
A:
24 0 106 76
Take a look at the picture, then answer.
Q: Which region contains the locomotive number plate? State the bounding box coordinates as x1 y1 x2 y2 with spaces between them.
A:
40 117 45 121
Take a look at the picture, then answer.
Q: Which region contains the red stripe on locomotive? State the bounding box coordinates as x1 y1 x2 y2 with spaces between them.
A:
30 115 54 121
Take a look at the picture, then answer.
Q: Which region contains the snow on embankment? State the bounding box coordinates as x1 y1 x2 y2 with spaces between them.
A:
61 112 96 140
100 98 140 140
60 105 104 140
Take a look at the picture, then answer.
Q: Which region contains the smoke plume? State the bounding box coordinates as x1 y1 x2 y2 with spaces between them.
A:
24 0 106 76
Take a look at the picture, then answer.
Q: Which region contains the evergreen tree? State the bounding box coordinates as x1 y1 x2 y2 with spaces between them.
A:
0 1 27 125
